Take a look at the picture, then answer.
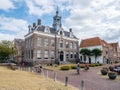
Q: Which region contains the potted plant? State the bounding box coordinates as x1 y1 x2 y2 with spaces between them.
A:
108 71 117 80
101 69 108 75
109 66 115 71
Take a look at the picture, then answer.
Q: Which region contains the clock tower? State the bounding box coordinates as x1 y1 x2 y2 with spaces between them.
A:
52 7 62 31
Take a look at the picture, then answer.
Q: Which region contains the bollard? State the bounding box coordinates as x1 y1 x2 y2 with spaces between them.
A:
42 70 44 76
54 72 57 81
81 80 84 90
46 70 48 78
65 76 68 86
28 67 30 72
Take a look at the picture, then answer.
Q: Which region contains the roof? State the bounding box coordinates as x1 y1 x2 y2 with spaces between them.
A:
109 42 118 46
80 37 108 48
14 39 24 46
35 25 78 39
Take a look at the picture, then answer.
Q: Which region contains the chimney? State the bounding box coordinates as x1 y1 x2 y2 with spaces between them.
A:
38 19 41 25
28 25 31 31
33 23 36 27
69 28 72 32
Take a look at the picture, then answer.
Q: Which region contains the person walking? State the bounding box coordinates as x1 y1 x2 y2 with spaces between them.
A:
77 63 80 74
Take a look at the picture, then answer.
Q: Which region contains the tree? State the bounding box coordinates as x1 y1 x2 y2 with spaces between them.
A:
80 48 91 62
0 40 15 62
91 48 102 63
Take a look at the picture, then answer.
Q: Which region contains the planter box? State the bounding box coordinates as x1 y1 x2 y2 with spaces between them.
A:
108 73 117 80
101 69 108 75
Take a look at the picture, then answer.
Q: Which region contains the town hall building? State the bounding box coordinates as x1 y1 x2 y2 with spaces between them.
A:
24 9 79 65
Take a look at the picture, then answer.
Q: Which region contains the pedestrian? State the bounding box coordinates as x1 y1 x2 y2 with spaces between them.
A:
39 65 43 74
84 62 89 71
77 63 80 74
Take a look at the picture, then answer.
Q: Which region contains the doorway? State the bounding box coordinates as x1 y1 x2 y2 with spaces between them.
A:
89 57 91 64
60 51 64 61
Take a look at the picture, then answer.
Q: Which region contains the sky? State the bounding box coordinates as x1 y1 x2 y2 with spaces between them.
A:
0 0 120 45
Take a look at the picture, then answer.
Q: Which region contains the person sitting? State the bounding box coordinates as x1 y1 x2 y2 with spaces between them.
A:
84 62 89 71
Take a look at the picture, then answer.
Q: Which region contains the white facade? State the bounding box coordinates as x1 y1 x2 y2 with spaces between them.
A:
79 45 104 63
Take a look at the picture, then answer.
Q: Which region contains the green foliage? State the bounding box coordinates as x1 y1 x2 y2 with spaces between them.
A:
80 48 91 61
94 63 99 66
99 63 103 66
71 65 77 69
0 40 16 62
60 66 70 70
80 48 91 56
108 71 117 79
80 64 85 68
101 69 108 75
91 48 102 63
89 64 95 67
108 71 117 75
102 67 109 71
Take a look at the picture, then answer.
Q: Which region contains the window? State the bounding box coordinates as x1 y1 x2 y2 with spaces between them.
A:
45 27 50 33
70 52 73 58
69 43 73 49
51 39 55 47
66 42 69 48
66 52 69 58
37 37 42 46
50 51 55 59
73 43 77 49
29 50 30 59
44 50 48 59
31 38 33 47
37 50 41 59
31 50 33 59
44 38 49 47
80 56 82 61
59 40 63 48
74 52 77 58
60 31 63 35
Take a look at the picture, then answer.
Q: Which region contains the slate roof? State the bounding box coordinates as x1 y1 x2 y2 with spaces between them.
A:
35 25 78 39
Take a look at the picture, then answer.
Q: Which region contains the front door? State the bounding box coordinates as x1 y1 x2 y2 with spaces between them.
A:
60 51 64 61
89 57 91 64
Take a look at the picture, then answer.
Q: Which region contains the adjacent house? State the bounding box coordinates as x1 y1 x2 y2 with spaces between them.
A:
13 39 24 63
109 42 120 62
79 37 120 64
24 9 79 65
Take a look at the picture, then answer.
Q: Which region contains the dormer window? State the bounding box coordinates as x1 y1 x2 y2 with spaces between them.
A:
70 32 73 38
58 28 64 36
60 31 63 35
44 26 50 33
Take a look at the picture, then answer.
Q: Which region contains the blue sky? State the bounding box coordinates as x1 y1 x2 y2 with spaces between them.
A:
0 0 120 45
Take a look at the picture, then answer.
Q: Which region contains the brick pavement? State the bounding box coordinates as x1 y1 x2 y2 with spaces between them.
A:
43 65 120 90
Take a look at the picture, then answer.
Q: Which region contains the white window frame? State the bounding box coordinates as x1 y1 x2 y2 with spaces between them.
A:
44 50 48 59
37 50 41 59
37 37 42 46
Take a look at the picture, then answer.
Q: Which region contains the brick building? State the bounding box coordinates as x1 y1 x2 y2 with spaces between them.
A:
24 9 79 65
13 39 24 63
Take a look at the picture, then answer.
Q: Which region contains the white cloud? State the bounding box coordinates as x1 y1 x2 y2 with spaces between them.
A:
25 0 54 16
0 0 15 11
0 16 28 41
0 33 15 41
63 0 120 45
0 0 120 46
